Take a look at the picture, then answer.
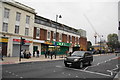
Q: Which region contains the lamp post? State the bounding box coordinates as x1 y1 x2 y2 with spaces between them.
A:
55 15 62 58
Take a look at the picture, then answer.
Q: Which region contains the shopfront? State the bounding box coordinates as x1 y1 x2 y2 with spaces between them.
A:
12 38 32 57
73 44 80 52
0 37 8 56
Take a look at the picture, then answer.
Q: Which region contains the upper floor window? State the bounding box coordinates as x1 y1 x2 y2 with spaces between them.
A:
47 31 51 40
67 35 69 42
26 15 30 24
36 28 40 38
4 8 10 18
15 25 19 34
53 32 56 40
25 28 29 36
70 36 72 42
59 33 62 41
16 12 21 21
2 22 8 32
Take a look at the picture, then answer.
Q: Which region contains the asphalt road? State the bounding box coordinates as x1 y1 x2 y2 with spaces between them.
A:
2 53 119 80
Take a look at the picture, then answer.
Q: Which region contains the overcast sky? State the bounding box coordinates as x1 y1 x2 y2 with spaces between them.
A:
16 0 119 44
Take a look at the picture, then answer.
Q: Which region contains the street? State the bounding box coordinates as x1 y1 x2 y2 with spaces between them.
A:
2 53 119 80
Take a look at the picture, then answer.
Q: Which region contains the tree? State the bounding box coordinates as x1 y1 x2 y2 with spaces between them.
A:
87 41 93 51
107 33 120 50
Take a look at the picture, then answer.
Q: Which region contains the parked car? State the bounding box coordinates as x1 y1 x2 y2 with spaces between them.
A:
64 51 93 69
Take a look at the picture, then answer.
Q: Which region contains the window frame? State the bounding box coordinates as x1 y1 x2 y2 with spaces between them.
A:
4 8 10 19
2 22 8 32
26 15 30 24
47 31 51 40
36 28 40 39
14 25 19 34
25 28 29 36
16 12 21 21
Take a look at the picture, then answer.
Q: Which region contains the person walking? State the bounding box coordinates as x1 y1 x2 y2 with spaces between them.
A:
44 50 47 58
50 50 53 59
33 51 35 57
47 50 50 58
69 52 72 56
37 50 39 57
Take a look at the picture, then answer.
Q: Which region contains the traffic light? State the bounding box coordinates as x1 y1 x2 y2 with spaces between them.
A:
21 38 25 45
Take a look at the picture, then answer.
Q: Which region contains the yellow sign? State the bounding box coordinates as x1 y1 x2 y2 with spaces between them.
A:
0 38 8 42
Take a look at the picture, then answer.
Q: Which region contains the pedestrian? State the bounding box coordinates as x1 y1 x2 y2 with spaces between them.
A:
37 50 39 57
47 50 50 58
44 50 47 58
20 50 24 58
33 51 35 57
23 49 26 58
54 50 57 59
50 50 53 59
69 52 72 56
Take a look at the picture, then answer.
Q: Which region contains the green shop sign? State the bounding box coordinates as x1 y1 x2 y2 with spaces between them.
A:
52 41 71 47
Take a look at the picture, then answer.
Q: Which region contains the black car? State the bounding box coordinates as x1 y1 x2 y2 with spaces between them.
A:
64 51 93 68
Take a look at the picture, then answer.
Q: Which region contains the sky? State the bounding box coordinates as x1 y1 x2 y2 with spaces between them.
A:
16 0 119 44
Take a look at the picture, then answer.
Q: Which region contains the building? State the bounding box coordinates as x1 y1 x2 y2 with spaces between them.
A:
33 15 87 55
0 0 87 57
0 0 36 57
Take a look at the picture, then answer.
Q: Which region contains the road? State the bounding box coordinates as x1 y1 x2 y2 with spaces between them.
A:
2 53 119 80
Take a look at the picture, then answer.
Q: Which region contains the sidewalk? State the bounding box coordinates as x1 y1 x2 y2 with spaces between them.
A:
0 55 65 65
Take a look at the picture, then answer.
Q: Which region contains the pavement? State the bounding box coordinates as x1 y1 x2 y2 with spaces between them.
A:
0 55 66 65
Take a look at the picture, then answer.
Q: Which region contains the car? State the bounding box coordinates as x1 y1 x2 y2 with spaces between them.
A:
64 51 93 69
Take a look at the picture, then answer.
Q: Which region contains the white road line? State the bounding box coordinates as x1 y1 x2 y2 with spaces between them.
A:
84 67 88 71
15 75 18 76
107 70 113 76
12 73 15 75
97 63 100 65
9 72 11 73
76 76 78 78
20 77 23 78
53 70 56 72
62 72 64 74
56 65 111 77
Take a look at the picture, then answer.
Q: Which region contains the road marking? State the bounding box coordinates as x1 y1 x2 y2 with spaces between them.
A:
53 70 56 72
76 76 78 78
84 67 88 71
9 72 11 73
20 77 23 78
107 70 113 76
56 65 111 77
62 72 64 74
97 63 100 65
12 73 15 75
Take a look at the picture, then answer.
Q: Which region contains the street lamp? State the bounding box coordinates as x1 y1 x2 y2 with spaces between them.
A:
55 15 62 58
55 15 62 38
